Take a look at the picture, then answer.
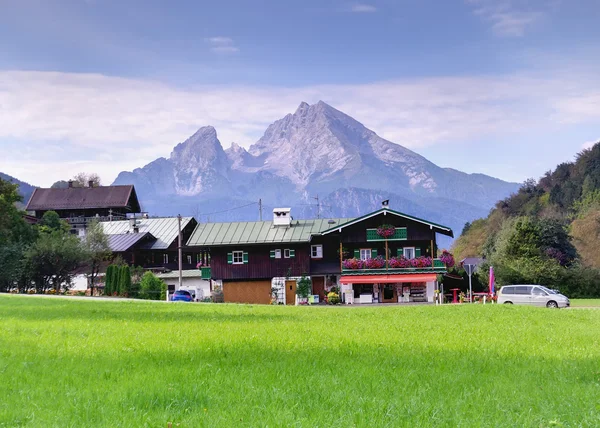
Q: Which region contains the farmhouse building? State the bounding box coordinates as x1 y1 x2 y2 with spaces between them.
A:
25 182 141 235
186 204 453 305
99 216 202 272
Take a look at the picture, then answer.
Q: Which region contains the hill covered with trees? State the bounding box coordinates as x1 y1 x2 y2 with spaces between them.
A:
452 142 600 297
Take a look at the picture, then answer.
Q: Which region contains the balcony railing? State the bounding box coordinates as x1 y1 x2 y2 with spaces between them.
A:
65 214 127 224
342 257 447 275
200 267 211 279
366 227 407 241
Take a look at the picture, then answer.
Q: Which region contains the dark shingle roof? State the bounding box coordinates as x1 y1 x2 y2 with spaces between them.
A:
26 185 140 212
107 232 155 252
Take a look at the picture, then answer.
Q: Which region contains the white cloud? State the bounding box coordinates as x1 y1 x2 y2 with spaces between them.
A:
350 3 378 13
467 0 555 37
205 36 239 54
582 140 598 150
0 69 598 186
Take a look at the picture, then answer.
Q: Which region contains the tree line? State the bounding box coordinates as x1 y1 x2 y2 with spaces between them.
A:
452 141 600 297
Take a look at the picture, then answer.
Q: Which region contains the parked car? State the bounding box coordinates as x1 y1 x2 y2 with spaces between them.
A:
497 285 570 308
171 290 193 302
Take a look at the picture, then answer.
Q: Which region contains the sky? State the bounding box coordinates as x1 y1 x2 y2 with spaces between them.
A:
0 0 599 187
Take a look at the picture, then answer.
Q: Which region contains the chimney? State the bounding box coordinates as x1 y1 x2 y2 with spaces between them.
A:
272 208 292 227
68 180 74 188
88 180 95 188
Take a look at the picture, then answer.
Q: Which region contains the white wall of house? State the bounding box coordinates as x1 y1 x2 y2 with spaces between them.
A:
426 281 436 303
71 274 88 291
163 277 212 301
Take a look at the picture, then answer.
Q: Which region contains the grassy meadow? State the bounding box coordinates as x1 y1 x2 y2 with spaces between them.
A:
570 299 600 307
1 296 599 427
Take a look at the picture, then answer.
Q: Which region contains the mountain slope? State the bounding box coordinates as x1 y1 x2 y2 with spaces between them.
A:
113 101 519 238
0 172 36 206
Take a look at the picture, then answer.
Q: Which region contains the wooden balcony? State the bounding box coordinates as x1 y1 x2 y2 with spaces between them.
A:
341 258 447 275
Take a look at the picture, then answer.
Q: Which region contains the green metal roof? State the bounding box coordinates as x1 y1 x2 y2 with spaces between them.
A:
187 218 352 246
320 207 454 238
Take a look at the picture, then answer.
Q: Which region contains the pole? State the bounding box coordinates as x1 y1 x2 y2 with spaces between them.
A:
468 271 472 303
259 199 262 221
177 214 182 295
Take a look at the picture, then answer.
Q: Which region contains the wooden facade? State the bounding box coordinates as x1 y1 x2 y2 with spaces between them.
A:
188 207 453 304
211 243 310 280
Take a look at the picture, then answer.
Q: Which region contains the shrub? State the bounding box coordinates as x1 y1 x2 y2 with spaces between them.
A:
296 276 312 299
327 292 340 305
138 272 166 300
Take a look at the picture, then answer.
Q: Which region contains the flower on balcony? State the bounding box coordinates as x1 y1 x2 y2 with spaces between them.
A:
342 258 364 269
363 256 386 269
376 224 396 239
440 250 455 268
196 261 204 269
409 257 433 268
388 256 410 268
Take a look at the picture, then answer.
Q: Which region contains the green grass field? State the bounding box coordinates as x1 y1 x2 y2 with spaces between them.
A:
571 299 600 307
1 296 599 427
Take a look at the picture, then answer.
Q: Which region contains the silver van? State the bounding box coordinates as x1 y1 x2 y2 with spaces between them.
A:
498 285 570 308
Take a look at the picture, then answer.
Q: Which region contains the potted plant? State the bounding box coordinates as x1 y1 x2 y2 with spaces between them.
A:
376 224 396 239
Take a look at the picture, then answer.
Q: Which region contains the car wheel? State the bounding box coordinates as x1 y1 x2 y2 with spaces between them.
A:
504 301 513 304
546 301 559 309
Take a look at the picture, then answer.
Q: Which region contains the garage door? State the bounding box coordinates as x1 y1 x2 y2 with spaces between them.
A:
223 281 272 304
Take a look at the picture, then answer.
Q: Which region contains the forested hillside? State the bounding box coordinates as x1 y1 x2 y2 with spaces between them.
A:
452 142 600 297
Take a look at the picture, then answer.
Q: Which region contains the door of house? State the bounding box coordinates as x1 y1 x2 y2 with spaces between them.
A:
382 284 396 303
285 280 297 305
312 276 325 301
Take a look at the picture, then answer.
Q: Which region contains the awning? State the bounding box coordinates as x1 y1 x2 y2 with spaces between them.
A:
340 274 438 284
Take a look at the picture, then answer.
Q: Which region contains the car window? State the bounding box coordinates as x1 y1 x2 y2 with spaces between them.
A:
532 287 547 296
502 286 515 295
515 286 532 295
175 290 190 295
539 286 557 294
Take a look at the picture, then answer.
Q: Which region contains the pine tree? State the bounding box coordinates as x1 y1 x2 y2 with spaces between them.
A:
119 265 131 296
104 265 114 296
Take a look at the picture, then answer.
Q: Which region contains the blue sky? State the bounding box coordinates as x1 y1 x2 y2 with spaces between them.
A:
0 0 599 187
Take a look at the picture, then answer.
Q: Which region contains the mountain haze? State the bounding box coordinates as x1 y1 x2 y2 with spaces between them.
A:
113 101 519 240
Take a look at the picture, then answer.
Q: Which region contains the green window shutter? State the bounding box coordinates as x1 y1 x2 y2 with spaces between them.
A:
270 250 275 259
227 253 233 264
397 247 404 257
371 249 378 258
396 228 407 240
289 249 295 258
415 248 421 257
243 252 249 264
353 249 360 259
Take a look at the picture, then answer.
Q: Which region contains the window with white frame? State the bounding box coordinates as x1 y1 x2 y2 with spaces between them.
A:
187 255 192 264
274 249 282 259
360 249 372 261
284 249 291 258
403 247 415 260
163 254 169 264
232 251 244 264
311 245 323 258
